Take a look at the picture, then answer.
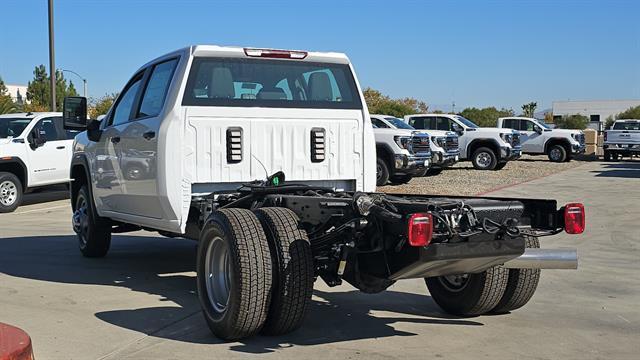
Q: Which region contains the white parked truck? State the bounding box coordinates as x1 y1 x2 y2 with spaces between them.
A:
603 119 640 161
370 114 431 186
371 114 459 176
63 45 582 341
405 114 521 170
497 117 585 162
0 112 76 212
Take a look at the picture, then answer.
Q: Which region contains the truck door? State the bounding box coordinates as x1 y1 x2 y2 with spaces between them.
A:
92 73 145 214
115 58 178 219
25 116 70 185
520 120 544 153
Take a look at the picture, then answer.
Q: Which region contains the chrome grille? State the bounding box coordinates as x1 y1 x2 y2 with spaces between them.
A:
411 135 430 154
576 133 585 145
445 136 459 151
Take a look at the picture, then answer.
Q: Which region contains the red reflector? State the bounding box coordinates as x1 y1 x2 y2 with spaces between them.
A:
408 213 433 247
244 48 308 59
564 203 585 234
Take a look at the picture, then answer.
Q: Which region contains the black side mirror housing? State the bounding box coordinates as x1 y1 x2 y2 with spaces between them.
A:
534 125 543 134
63 96 88 130
87 119 103 142
28 128 47 149
452 123 464 136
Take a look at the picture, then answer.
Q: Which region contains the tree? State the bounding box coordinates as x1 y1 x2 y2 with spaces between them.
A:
0 76 17 115
363 88 428 118
88 93 118 119
615 105 640 120
26 65 78 110
521 102 537 118
544 112 553 124
604 115 615 130
554 114 588 130
459 107 515 127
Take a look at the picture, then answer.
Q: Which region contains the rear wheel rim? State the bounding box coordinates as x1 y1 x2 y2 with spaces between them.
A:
205 236 231 314
476 152 492 168
73 196 90 248
0 180 18 206
438 274 470 292
376 163 383 181
550 147 562 161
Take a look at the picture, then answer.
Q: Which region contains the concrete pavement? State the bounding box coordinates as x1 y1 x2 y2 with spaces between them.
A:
0 161 638 359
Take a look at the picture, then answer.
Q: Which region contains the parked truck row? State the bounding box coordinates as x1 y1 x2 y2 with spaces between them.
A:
40 45 584 341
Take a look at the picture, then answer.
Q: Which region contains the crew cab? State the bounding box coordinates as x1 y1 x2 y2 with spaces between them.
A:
603 119 640 161
370 114 431 186
0 112 75 212
498 117 585 162
371 114 459 176
63 45 582 341
405 114 521 170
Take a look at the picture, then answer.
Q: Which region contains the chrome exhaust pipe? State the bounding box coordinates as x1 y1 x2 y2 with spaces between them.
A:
503 249 578 269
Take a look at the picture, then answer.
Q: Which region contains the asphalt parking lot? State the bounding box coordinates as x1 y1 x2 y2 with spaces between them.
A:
1 161 639 360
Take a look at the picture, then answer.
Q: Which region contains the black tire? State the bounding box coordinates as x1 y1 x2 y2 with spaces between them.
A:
197 208 272 340
414 168 428 177
491 235 541 313
254 208 314 335
426 167 444 176
74 185 111 257
376 158 390 186
471 147 498 170
389 174 413 185
0 172 22 213
494 162 508 170
425 266 509 316
547 144 567 162
604 150 612 161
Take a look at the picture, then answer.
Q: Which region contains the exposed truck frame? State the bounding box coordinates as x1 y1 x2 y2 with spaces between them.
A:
62 45 583 341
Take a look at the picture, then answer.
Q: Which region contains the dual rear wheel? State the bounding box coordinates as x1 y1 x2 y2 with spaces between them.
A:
425 235 540 315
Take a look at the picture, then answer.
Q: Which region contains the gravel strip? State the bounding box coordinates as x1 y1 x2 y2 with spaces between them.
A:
378 154 586 196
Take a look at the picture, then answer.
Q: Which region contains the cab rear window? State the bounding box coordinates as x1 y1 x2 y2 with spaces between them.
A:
613 121 640 130
182 58 362 109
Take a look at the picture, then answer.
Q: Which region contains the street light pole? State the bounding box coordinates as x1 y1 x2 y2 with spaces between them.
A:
48 0 56 111
62 70 87 98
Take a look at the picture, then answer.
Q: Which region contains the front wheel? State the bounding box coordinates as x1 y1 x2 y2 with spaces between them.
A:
494 161 508 170
197 208 272 340
425 266 509 316
471 147 498 170
73 185 111 257
376 158 390 186
0 172 22 213
389 174 413 185
547 144 567 162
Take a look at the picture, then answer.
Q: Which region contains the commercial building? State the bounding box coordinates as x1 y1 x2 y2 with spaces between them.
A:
552 99 640 131
5 84 28 105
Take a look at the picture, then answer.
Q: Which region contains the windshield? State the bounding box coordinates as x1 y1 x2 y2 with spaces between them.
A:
0 118 31 139
454 116 479 128
183 58 362 109
538 121 552 129
613 121 640 130
385 117 414 130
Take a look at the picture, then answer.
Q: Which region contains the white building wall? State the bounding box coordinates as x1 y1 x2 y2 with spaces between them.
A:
553 99 640 130
5 84 29 104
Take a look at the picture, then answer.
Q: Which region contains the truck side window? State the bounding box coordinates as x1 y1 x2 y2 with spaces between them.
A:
409 117 425 129
137 58 179 118
111 76 143 126
523 121 535 131
371 118 389 128
32 118 61 141
503 119 516 129
436 117 451 131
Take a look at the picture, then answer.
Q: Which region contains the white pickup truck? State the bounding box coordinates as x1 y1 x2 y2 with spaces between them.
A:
0 112 75 212
497 117 585 162
603 119 640 161
370 114 431 185
371 114 459 176
62 45 582 341
405 113 521 170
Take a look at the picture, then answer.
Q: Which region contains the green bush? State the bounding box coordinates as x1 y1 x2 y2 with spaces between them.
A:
615 105 640 120
554 114 589 130
459 107 514 127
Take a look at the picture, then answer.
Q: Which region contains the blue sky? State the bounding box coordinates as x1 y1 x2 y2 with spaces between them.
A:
1 0 639 112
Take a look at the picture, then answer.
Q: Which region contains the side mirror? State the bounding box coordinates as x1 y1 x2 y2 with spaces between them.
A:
534 125 543 134
87 119 103 142
63 96 88 130
28 128 46 149
452 123 464 136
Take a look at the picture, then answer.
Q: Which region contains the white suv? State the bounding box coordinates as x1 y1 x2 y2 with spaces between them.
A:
497 117 585 162
0 112 76 212
405 114 521 170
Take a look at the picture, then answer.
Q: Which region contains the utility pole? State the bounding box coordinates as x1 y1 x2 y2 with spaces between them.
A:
48 0 56 111
63 70 87 97
452 101 456 114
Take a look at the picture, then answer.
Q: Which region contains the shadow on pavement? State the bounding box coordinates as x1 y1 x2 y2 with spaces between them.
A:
592 161 640 178
0 234 482 353
21 184 69 206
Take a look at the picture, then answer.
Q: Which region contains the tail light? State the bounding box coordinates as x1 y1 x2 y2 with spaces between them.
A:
408 213 433 247
603 132 607 141
244 48 308 59
310 128 325 162
226 127 243 163
564 203 585 234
